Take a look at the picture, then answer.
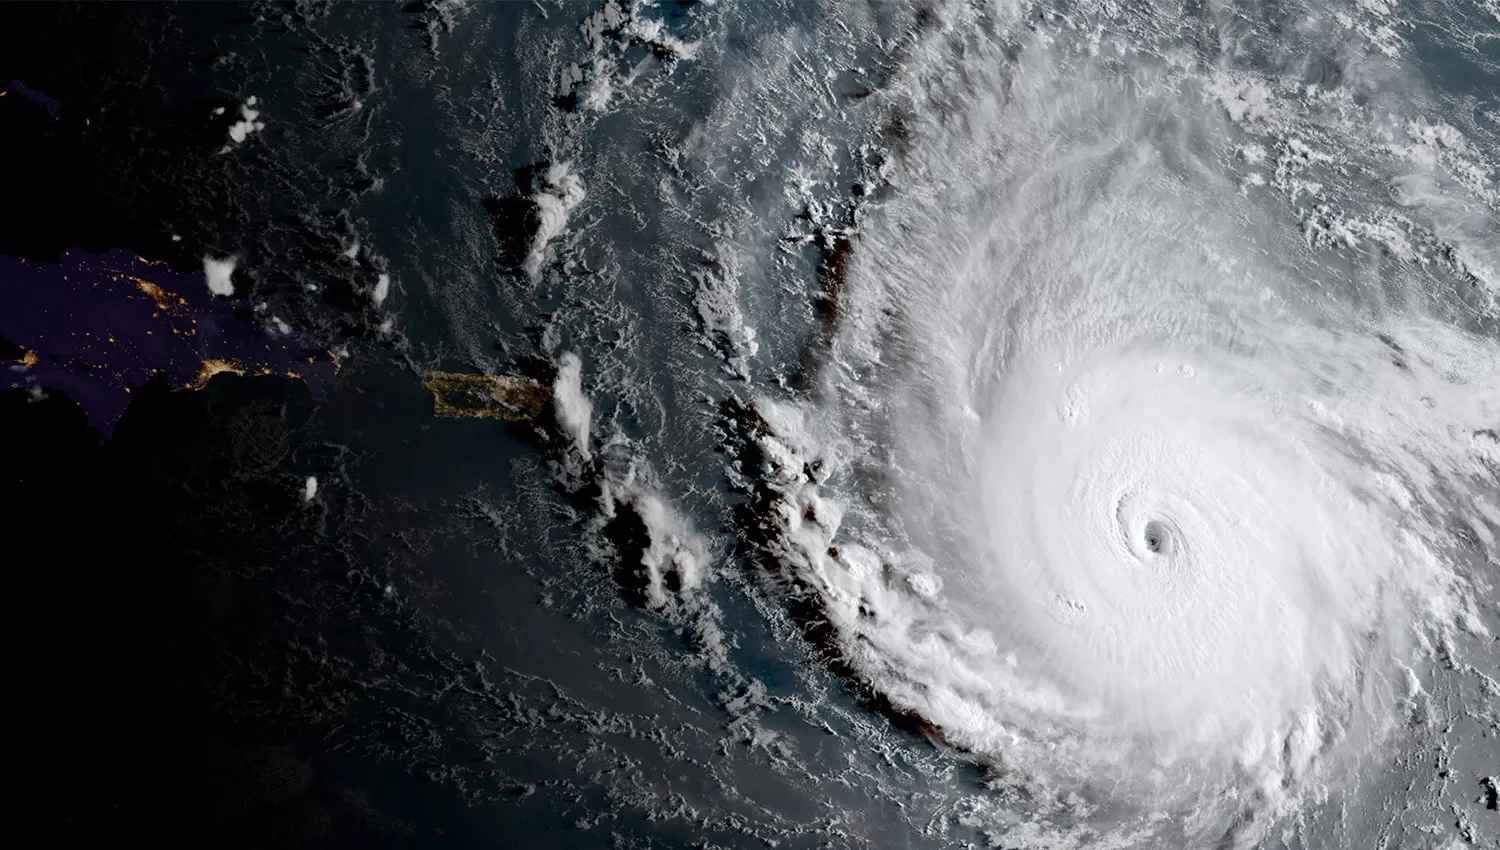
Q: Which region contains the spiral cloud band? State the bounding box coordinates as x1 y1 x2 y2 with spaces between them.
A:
749 5 1500 846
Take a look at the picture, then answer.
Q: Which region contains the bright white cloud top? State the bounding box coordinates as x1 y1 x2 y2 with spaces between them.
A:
203 255 237 297
743 3 1500 846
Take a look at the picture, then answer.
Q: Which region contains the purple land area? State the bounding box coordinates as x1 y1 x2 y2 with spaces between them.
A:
1 249 337 436
3 79 61 119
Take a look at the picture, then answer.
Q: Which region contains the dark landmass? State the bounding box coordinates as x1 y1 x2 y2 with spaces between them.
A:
0 249 337 435
4 78 61 118
425 371 546 420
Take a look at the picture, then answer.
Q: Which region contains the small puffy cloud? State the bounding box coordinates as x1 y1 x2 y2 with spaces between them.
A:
219 97 265 152
371 273 391 307
203 255 237 296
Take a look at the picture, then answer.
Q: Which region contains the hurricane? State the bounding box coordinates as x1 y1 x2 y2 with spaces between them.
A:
741 1 1500 845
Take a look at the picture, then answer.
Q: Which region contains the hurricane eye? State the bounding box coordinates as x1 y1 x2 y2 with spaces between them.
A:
1143 520 1170 555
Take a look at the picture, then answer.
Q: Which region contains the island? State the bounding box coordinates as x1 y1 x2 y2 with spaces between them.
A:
425 371 546 420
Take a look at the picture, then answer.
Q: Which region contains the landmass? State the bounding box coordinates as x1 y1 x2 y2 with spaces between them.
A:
425 371 546 420
2 79 61 119
1 249 337 435
1 79 336 436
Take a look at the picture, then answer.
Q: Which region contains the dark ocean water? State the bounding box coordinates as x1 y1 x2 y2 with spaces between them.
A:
2 2 1498 849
